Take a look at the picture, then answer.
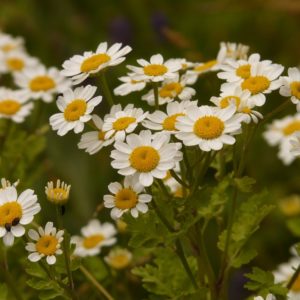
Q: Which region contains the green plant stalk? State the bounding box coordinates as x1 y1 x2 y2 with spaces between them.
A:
55 206 75 294
99 72 115 107
79 265 115 300
153 82 159 110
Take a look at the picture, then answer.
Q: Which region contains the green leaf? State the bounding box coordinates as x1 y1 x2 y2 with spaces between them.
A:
0 284 8 300
83 257 108 282
25 262 46 279
26 278 60 290
233 176 256 193
231 247 257 268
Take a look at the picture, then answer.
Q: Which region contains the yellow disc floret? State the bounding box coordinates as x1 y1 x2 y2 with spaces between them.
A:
0 202 22 227
283 121 300 136
113 117 136 131
83 234 104 249
290 82 300 99
98 130 106 140
159 82 183 98
162 113 185 131
6 58 24 71
241 76 270 94
115 188 138 209
107 253 131 269
0 100 21 115
194 116 225 139
194 60 217 72
143 64 167 76
130 146 160 172
291 274 300 292
36 235 58 256
236 64 251 79
29 76 56 92
64 99 87 122
80 54 111 73
220 96 241 109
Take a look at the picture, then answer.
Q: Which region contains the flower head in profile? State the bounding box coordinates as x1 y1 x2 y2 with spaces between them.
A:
0 186 40 246
0 88 33 123
26 222 64 265
220 42 249 60
71 219 117 257
45 179 71 205
0 178 19 190
14 65 70 103
279 195 300 217
50 85 102 136
78 114 114 155
113 73 146 96
104 248 132 270
176 105 243 152
0 33 24 54
127 54 181 83
61 42 132 84
104 176 152 219
102 104 148 142
111 130 182 186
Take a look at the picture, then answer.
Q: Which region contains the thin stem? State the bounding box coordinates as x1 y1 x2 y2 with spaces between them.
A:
287 263 300 290
153 82 159 110
79 265 115 300
55 206 75 293
99 72 114 107
170 169 190 188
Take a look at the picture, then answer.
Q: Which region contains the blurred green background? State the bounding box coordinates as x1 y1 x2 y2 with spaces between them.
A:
1 0 300 297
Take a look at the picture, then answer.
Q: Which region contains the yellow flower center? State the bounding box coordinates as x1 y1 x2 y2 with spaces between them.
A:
283 121 300 136
143 64 168 76
108 254 130 269
193 116 225 139
0 202 23 227
220 96 241 109
159 82 183 98
174 187 184 198
130 146 160 172
0 100 21 115
29 76 56 92
162 113 185 131
194 60 217 72
64 99 87 121
241 76 270 94
235 64 251 79
113 117 136 131
1 44 15 52
291 274 300 292
80 53 111 73
83 234 105 249
115 188 138 209
290 81 300 99
163 170 172 181
36 235 58 256
6 58 24 71
279 197 300 217
47 188 68 201
131 79 142 84
241 107 252 114
98 130 106 140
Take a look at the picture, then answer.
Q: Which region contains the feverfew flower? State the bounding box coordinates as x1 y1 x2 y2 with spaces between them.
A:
50 85 102 136
71 219 117 257
102 104 148 141
78 114 114 155
165 58 195 71
45 179 71 205
143 100 197 133
220 42 249 60
26 222 64 265
111 130 182 186
0 186 40 246
104 176 152 219
279 67 300 111
127 54 181 83
104 248 132 270
14 65 70 103
61 42 132 84
114 74 146 96
0 88 33 123
141 75 196 106
0 33 24 54
176 105 243 151
0 178 19 190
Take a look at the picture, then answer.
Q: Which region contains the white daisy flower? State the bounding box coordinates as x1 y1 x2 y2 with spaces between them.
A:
113 74 146 96
26 222 64 265
0 178 19 190
78 114 114 155
141 75 196 106
0 50 39 74
0 33 24 54
279 67 300 111
61 42 132 84
111 130 183 186
175 105 243 152
102 104 148 141
253 294 276 300
222 61 284 106
220 42 249 60
0 186 40 246
165 58 195 71
104 248 132 269
49 85 102 136
274 257 300 299
71 219 117 257
104 175 152 219
143 100 197 133
127 54 181 83
14 65 71 103
45 179 71 205
0 88 33 123
263 114 300 165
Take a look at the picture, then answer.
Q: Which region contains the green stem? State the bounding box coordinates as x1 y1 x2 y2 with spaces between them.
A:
170 169 190 188
99 72 114 107
79 265 115 300
153 82 159 110
55 206 75 294
287 263 300 290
